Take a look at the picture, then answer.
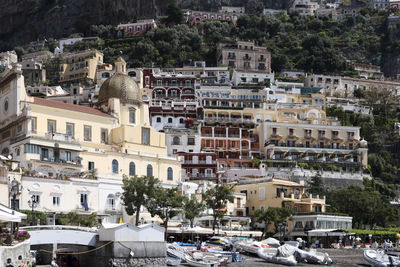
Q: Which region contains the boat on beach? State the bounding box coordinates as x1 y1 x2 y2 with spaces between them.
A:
257 247 298 266
363 249 400 267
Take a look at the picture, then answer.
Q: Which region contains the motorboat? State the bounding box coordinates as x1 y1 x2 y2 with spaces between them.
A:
295 248 332 264
166 257 181 266
257 247 297 266
236 239 276 254
363 249 400 267
205 236 232 250
185 254 220 267
167 243 188 262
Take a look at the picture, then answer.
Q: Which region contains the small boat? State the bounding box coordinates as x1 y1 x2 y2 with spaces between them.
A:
166 257 181 266
167 243 188 262
257 247 297 266
295 249 332 264
363 249 400 267
236 240 276 254
185 254 220 267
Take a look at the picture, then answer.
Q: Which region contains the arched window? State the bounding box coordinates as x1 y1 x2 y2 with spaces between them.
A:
107 194 115 210
147 164 153 177
112 159 118 174
167 167 173 181
129 162 136 176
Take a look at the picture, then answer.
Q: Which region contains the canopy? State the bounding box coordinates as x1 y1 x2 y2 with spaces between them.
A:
0 210 21 222
307 229 347 237
0 204 27 220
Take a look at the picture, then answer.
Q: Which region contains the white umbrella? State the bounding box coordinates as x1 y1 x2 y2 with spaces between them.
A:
0 210 21 222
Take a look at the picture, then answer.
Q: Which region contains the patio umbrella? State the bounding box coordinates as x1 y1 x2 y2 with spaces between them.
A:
0 210 21 222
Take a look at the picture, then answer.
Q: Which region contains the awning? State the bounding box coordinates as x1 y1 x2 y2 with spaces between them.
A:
307 229 347 237
0 204 27 220
0 210 21 222
288 231 307 237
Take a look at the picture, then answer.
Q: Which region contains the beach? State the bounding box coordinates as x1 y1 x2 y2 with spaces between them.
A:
178 248 368 267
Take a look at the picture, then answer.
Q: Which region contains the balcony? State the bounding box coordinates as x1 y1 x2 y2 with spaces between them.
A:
35 157 82 167
243 56 251 60
258 57 265 61
228 54 236 59
183 160 217 165
171 142 181 145
228 134 240 138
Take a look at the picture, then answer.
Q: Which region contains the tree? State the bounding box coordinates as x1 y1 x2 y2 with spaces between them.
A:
253 208 277 239
308 172 325 196
147 187 184 240
183 197 205 228
121 175 159 226
203 185 235 232
165 3 184 26
253 207 292 238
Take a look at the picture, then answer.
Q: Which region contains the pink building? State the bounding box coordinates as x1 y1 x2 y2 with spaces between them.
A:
116 19 157 37
189 11 238 26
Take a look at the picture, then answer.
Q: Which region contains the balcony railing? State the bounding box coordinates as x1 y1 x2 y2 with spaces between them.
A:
183 160 217 165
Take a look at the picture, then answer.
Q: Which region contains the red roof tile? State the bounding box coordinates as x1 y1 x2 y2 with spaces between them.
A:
32 97 114 118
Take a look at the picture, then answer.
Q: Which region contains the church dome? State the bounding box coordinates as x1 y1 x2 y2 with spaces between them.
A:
98 57 141 103
98 72 141 103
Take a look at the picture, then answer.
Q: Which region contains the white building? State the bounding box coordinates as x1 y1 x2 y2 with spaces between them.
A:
164 127 201 156
289 0 320 15
232 70 275 86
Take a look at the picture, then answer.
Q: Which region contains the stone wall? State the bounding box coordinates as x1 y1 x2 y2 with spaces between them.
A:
0 239 32 267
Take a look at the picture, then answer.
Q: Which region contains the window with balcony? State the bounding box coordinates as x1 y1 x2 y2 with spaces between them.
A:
80 193 88 207
112 159 119 174
107 194 115 210
84 125 91 141
65 151 72 162
48 120 56 133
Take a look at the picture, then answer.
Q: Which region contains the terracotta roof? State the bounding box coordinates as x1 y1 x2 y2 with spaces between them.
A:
32 97 114 118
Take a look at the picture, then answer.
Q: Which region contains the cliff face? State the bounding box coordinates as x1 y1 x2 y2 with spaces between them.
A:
0 0 292 50
0 0 164 50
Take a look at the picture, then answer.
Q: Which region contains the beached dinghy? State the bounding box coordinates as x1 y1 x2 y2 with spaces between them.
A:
363 249 400 267
185 254 220 267
257 247 297 266
166 257 181 266
167 243 188 262
295 248 332 264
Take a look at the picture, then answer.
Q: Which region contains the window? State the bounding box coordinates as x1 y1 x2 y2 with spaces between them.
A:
185 80 191 87
65 151 72 161
53 196 60 206
168 118 173 123
80 193 88 206
147 164 153 176
129 109 136 123
112 159 119 174
84 125 92 141
129 162 136 176
156 80 162 86
47 120 56 133
32 194 40 204
30 117 37 132
173 136 180 145
188 138 195 145
66 123 74 137
101 129 108 144
156 117 161 123
179 118 184 124
24 144 40 154
142 128 150 145
167 167 173 180
88 161 95 171
107 194 115 210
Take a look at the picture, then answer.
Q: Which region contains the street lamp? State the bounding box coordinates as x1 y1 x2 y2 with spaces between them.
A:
9 178 21 210
28 195 38 226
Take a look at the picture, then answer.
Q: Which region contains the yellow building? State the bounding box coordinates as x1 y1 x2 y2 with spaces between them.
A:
234 178 326 216
59 50 103 83
0 62 181 220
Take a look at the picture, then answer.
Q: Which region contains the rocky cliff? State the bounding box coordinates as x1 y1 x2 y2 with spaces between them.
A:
0 0 169 50
0 0 293 50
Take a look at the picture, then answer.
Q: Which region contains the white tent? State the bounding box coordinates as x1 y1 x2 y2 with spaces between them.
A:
0 204 27 220
0 210 21 222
